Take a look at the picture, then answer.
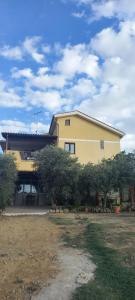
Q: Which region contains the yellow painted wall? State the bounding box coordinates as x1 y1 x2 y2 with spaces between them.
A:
6 150 34 172
53 115 122 164
58 139 120 164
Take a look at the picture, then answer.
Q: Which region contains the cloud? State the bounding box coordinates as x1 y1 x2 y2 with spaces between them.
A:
0 45 23 60
24 88 67 111
67 78 96 100
55 43 100 78
23 36 44 63
0 119 49 136
121 134 135 152
0 36 45 63
72 11 85 18
74 20 135 151
70 0 135 22
91 21 135 61
12 68 33 79
12 67 66 89
91 0 135 21
0 79 24 108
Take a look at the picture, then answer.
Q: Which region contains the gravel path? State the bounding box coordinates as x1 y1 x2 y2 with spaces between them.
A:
33 247 96 300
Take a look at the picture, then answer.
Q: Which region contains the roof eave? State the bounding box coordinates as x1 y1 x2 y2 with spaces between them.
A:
53 110 125 137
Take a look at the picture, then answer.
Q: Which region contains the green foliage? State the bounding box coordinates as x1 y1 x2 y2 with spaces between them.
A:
35 145 81 206
35 147 135 208
113 151 135 188
79 163 96 205
0 154 17 210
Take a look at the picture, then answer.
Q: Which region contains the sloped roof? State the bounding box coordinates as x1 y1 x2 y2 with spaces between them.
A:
49 110 125 137
2 132 55 139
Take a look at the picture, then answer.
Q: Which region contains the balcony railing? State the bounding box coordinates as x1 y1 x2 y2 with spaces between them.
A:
20 151 35 161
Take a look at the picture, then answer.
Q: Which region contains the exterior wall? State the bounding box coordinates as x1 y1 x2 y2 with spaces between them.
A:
6 150 34 172
55 115 121 164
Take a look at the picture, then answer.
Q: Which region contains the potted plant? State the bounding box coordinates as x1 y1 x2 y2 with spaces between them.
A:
113 199 121 214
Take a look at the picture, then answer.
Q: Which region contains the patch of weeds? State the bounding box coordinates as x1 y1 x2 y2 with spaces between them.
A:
72 223 135 300
48 216 74 225
62 231 83 249
14 277 24 284
26 281 41 294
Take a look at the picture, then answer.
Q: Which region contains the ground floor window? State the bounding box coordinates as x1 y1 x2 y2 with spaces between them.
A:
64 142 75 154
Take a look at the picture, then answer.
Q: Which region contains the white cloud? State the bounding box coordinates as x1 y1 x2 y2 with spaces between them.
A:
71 0 135 21
0 36 45 63
0 119 49 136
0 79 23 108
0 45 23 60
55 43 100 78
12 67 66 89
30 74 66 89
91 21 135 61
42 45 51 54
24 88 67 111
12 68 33 79
121 134 135 152
68 78 96 99
91 0 135 21
23 36 44 63
72 11 85 18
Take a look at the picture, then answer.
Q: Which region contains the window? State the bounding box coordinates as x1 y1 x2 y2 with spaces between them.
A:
65 143 75 154
65 119 70 126
100 140 104 150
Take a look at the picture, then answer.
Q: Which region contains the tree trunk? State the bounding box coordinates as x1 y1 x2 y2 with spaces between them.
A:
103 193 108 208
119 187 124 205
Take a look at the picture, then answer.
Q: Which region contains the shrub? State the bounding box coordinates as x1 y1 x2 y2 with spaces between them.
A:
0 154 17 211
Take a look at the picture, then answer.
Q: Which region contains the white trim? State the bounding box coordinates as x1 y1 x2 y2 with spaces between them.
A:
54 110 125 137
59 138 120 144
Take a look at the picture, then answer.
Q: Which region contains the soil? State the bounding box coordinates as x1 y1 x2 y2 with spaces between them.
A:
32 248 96 300
0 216 60 300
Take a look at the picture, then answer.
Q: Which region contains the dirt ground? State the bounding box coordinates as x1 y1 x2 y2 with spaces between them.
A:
0 216 61 300
0 213 135 300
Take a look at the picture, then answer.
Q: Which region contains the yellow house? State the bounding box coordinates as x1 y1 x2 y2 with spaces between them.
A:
49 110 124 165
0 110 124 170
0 110 124 206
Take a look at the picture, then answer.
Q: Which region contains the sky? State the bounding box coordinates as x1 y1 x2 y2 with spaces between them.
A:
0 0 135 151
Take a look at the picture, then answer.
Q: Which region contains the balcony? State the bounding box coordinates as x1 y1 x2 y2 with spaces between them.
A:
7 150 35 172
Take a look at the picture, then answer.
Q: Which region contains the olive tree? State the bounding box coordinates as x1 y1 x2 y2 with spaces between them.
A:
35 146 81 206
0 154 17 211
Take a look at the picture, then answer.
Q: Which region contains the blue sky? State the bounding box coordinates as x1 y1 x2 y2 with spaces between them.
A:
0 0 135 150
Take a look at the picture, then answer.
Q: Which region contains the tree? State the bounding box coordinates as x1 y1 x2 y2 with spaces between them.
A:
94 159 116 208
79 163 96 206
0 154 17 211
113 152 135 206
35 146 81 206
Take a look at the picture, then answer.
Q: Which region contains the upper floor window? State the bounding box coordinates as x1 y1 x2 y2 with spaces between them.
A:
65 143 75 154
100 140 104 150
65 119 70 126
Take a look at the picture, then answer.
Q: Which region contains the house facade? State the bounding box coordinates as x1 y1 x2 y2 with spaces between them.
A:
49 111 124 164
0 110 124 206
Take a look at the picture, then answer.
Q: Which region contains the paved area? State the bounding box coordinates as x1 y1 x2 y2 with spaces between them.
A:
3 207 49 216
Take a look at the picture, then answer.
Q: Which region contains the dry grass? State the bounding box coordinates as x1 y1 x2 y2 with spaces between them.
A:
0 216 60 300
0 212 135 299
51 213 135 267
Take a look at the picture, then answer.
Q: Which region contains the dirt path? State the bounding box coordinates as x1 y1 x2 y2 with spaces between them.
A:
33 247 96 300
